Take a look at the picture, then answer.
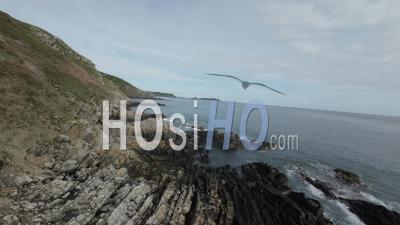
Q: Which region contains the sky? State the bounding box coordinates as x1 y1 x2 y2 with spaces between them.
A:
2 0 400 116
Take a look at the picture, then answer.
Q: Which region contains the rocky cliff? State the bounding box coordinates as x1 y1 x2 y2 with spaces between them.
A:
0 10 150 171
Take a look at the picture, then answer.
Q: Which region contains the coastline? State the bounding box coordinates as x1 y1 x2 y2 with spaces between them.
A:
0 10 399 225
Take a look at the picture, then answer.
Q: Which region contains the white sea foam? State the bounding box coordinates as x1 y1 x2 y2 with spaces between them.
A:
285 167 297 179
305 182 325 199
334 201 366 225
387 201 400 212
284 165 303 179
360 191 389 208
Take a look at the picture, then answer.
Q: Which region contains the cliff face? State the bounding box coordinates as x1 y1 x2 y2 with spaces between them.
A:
0 11 150 170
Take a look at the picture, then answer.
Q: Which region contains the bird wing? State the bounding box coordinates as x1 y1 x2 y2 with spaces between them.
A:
248 82 286 95
205 73 243 82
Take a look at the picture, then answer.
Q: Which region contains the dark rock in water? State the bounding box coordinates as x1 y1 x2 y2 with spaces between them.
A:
180 163 332 225
305 176 336 199
287 192 330 223
303 173 399 225
241 162 289 191
334 168 361 185
343 198 400 225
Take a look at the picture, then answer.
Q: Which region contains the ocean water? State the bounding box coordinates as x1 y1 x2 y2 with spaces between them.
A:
152 97 400 224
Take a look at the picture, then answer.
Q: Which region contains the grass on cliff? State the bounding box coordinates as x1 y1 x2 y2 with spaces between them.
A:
0 11 153 103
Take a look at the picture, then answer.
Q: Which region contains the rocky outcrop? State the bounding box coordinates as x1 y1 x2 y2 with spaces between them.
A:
333 168 361 185
343 198 400 225
305 177 336 199
1 159 333 225
302 171 400 225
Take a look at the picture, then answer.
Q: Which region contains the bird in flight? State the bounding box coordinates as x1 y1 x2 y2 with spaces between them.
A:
205 73 286 95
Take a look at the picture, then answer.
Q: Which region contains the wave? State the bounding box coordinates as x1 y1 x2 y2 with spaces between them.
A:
360 191 387 207
304 180 367 225
305 182 326 199
284 164 368 225
284 165 298 179
359 191 400 211
334 201 366 225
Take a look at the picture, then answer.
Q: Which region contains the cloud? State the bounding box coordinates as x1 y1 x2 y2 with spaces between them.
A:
2 0 400 115
258 0 391 29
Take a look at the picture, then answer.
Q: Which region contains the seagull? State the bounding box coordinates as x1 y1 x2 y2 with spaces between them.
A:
205 73 286 95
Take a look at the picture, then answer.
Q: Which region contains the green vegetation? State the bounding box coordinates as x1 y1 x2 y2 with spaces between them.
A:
101 72 152 98
0 10 155 160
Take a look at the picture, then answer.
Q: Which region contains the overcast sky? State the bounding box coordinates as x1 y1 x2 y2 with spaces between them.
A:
2 0 400 116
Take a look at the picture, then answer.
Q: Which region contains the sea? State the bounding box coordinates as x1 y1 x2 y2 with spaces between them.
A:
147 97 400 225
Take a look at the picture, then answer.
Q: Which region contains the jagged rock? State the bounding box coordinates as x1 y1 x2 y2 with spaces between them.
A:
59 159 78 173
38 180 75 201
5 161 332 225
107 182 153 225
180 163 332 225
14 175 33 186
334 168 361 185
305 176 336 199
301 173 400 225
287 192 322 216
343 198 400 225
